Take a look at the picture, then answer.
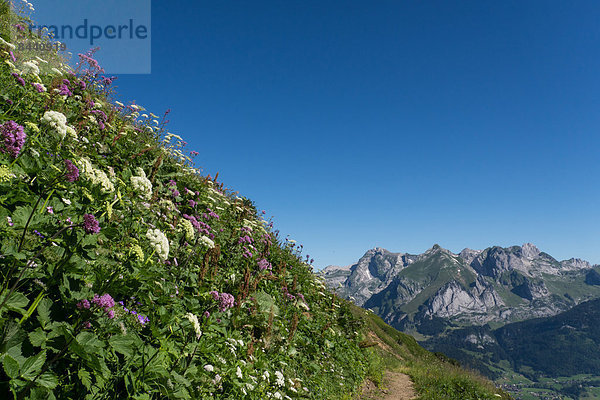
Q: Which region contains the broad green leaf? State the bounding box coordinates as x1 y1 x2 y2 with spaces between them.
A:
2 291 29 313
36 298 52 328
76 331 104 355
171 387 191 400
254 290 279 316
36 371 58 389
109 335 135 358
28 329 47 348
3 354 20 378
21 350 46 380
171 371 191 387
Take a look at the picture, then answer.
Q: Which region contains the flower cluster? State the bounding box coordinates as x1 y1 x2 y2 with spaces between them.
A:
79 157 115 193
258 258 272 271
210 291 235 312
79 293 116 319
130 168 153 200
200 235 215 249
185 312 202 339
119 300 149 325
64 159 79 182
0 165 15 183
41 110 69 140
83 213 100 234
0 120 26 158
178 219 195 241
21 60 39 75
146 228 169 260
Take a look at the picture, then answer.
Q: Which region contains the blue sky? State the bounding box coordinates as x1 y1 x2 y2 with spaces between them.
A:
37 1 600 268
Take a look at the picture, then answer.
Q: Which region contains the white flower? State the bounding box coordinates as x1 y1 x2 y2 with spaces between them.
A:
204 364 214 372
236 366 242 379
0 37 16 50
130 168 153 200
21 60 39 75
275 371 285 387
66 125 77 139
178 219 195 241
78 158 114 193
184 312 202 339
146 228 169 260
273 392 282 400
61 198 71 205
199 236 215 249
41 111 68 140
262 371 270 381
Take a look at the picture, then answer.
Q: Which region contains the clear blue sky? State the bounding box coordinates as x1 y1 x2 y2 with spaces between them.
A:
42 1 600 268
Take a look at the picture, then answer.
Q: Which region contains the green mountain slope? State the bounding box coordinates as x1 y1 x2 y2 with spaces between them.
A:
424 298 600 398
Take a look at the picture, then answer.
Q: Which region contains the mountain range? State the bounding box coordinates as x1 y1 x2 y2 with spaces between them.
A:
321 243 600 399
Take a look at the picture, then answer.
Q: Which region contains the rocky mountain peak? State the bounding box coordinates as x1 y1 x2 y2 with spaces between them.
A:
424 244 455 257
521 243 541 259
459 248 483 264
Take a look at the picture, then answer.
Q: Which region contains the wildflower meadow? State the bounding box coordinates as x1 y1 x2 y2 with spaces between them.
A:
0 3 371 399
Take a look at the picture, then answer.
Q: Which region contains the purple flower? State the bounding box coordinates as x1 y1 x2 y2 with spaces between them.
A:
11 73 25 86
78 81 86 90
83 321 91 329
172 190 180 197
188 199 196 207
58 84 73 97
0 121 26 158
92 293 115 310
203 311 210 319
83 213 100 234
137 314 149 325
101 76 117 86
210 291 235 312
64 159 79 182
32 83 44 93
107 309 115 319
8 51 15 62
258 258 272 271
77 299 91 309
46 207 53 214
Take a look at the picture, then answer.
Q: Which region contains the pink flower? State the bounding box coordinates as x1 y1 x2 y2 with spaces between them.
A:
83 214 100 234
0 121 26 158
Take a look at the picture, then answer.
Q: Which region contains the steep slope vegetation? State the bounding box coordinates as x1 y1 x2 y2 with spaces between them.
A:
0 5 510 399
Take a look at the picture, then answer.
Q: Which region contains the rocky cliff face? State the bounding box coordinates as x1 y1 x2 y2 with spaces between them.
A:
321 243 600 331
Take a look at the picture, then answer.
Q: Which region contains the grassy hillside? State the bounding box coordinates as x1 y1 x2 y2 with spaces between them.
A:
352 306 511 400
0 4 510 399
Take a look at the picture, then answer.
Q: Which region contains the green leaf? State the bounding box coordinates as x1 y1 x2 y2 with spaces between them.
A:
171 371 191 387
36 371 58 389
78 368 92 390
28 329 47 348
76 331 103 353
3 354 20 378
109 335 135 358
2 291 29 313
36 298 52 328
254 290 279 316
21 350 46 380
